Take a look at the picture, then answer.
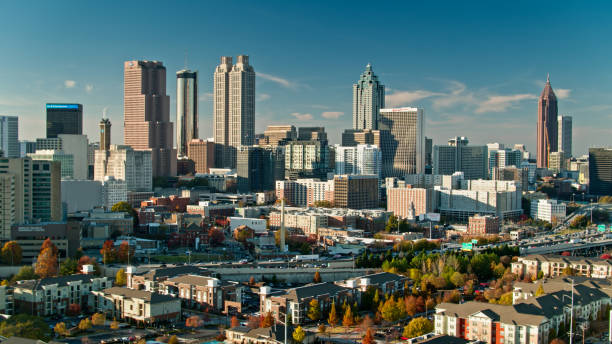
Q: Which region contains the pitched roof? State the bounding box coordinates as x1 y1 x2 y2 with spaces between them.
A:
520 254 612 266
351 272 408 285
415 335 470 344
167 274 218 287
436 302 548 326
16 274 103 290
243 326 296 343
100 287 177 303
282 282 350 301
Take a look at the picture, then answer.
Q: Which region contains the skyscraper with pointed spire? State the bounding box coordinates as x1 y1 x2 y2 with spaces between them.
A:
353 63 385 130
537 74 558 168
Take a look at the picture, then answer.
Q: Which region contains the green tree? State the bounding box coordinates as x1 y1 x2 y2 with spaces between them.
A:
1 241 22 265
385 215 398 232
111 201 137 221
292 326 306 343
0 314 52 341
12 266 37 282
381 297 406 322
449 271 465 288
328 300 339 327
307 299 321 321
115 268 127 286
403 317 433 338
59 258 78 276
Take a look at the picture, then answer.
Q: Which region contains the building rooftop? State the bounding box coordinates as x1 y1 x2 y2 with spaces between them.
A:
100 287 176 303
16 274 104 290
282 282 350 301
436 301 548 326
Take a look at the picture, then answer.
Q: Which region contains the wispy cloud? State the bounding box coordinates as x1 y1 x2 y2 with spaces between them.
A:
385 90 441 107
290 112 313 121
311 105 330 109
321 111 343 119
200 92 213 101
257 93 271 101
475 94 537 113
555 88 571 99
85 84 94 93
259 72 300 89
64 80 76 88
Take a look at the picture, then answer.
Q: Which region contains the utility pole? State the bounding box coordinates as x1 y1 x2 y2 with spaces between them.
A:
569 278 574 344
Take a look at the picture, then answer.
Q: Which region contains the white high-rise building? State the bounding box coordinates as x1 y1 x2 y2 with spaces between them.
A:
176 70 198 157
531 199 566 223
36 134 88 180
0 116 18 158
353 64 385 130
379 107 425 177
213 55 255 168
101 176 128 208
94 145 152 191
558 115 572 157
334 144 381 177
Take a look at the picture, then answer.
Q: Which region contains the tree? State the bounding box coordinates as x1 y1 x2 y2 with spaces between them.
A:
59 258 78 276
381 297 406 322
362 328 375 344
77 255 101 275
12 265 37 282
35 246 58 278
209 228 225 246
115 268 127 286
111 201 138 225
1 241 22 265
535 283 545 296
110 318 119 330
40 238 58 256
249 276 256 285
67 303 81 316
185 315 203 328
230 316 240 328
313 271 322 283
403 317 433 338
78 318 92 331
0 314 52 341
342 305 354 327
54 322 67 337
307 299 321 321
318 324 326 334
385 215 398 232
449 271 465 288
168 335 179 344
91 313 105 326
100 240 116 264
117 241 134 263
328 300 339 327
292 326 306 343
313 200 334 208
261 311 274 328
550 339 566 344
404 296 417 316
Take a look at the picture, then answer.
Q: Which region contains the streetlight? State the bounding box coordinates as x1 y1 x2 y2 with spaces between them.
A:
562 278 575 344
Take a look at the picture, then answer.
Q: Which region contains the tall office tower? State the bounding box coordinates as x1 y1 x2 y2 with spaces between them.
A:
379 107 425 177
87 142 99 179
353 63 385 130
0 158 33 224
19 141 36 157
285 140 330 180
187 139 215 174
0 174 15 240
558 115 572 157
433 137 488 180
94 145 152 191
488 147 522 176
123 60 176 177
213 55 255 169
46 104 83 138
261 125 297 146
99 118 111 151
298 127 327 142
424 137 433 167
341 129 382 147
588 148 612 195
334 144 381 177
237 145 284 193
536 75 558 168
333 175 379 209
0 116 18 158
35 134 88 180
31 160 61 222
176 70 198 157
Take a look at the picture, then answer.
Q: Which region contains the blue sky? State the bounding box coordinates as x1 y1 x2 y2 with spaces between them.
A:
0 1 610 156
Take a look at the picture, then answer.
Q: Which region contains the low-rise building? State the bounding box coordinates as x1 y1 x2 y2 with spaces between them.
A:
92 287 181 324
467 215 500 235
225 326 316 344
126 265 211 293
11 222 81 263
338 272 410 294
159 274 242 312
530 199 566 224
13 269 110 316
511 254 612 279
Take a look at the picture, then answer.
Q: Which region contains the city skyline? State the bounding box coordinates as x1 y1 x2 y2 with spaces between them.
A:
0 1 610 156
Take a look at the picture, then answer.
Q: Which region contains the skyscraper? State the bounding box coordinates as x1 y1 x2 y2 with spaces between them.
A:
353 64 385 130
46 104 83 138
0 116 19 158
537 75 558 168
558 115 572 157
176 70 198 157
433 137 488 180
213 55 255 168
123 60 176 177
589 148 612 196
379 107 425 177
99 118 111 151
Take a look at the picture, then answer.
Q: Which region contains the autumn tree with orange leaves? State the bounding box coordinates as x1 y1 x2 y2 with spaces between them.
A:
35 238 58 278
